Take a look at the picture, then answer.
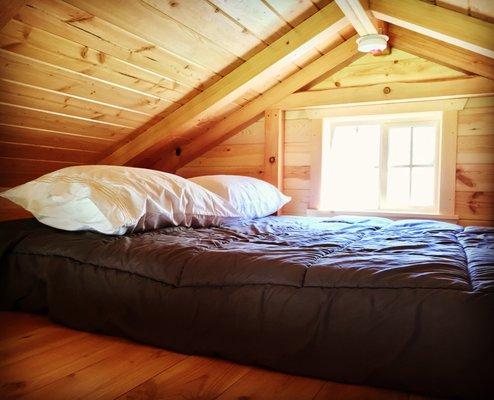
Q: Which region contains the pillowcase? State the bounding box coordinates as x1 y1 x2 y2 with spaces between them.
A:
189 175 291 219
1 165 239 235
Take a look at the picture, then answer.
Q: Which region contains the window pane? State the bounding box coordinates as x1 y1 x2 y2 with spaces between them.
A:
357 125 380 166
412 126 436 165
411 167 435 206
388 127 411 166
387 167 410 208
324 166 379 210
322 125 380 210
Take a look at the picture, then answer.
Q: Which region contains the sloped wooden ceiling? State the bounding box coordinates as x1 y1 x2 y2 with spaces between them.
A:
0 0 354 186
0 0 493 187
424 0 493 22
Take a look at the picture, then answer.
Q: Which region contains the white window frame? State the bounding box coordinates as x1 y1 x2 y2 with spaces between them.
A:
380 119 440 213
311 110 458 221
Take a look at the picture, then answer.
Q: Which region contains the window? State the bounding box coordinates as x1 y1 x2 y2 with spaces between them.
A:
320 113 441 214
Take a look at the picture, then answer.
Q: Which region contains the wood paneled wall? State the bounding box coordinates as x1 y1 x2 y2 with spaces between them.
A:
177 98 494 226
176 118 266 180
455 97 494 226
5 94 491 225
177 49 494 226
281 98 494 226
0 187 31 221
2 47 492 226
282 119 313 215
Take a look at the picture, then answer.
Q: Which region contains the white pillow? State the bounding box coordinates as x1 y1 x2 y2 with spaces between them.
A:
189 175 291 219
1 166 239 235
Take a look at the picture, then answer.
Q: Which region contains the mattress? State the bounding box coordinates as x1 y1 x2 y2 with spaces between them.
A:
1 216 493 399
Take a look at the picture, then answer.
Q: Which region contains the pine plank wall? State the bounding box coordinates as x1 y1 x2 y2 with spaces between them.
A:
177 50 494 227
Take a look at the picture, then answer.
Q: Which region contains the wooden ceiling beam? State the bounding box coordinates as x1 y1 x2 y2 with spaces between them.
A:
153 36 362 172
99 2 348 166
334 0 390 56
335 0 379 36
370 0 494 58
390 25 494 81
275 76 494 110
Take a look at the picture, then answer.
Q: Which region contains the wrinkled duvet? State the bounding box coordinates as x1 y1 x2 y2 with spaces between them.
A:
1 216 493 399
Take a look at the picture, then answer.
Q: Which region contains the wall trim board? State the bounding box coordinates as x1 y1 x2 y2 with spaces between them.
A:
284 98 468 120
275 77 494 110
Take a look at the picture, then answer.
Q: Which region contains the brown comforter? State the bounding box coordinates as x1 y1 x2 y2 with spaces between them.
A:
1 216 493 399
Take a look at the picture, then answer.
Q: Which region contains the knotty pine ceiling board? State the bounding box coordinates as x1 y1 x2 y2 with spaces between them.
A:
0 0 328 186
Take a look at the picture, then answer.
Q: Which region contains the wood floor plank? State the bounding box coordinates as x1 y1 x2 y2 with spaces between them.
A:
0 312 47 340
409 395 441 400
119 355 250 400
0 325 88 369
215 367 326 400
0 312 434 400
0 334 121 398
21 341 187 400
314 380 409 400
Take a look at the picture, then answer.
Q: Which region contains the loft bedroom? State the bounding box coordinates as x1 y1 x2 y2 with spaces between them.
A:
0 1 493 399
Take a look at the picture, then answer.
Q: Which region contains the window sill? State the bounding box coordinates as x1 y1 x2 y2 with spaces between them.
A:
306 209 459 223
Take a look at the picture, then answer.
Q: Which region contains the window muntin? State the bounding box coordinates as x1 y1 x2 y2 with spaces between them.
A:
321 116 440 213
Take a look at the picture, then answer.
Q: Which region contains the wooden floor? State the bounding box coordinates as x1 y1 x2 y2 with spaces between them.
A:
0 312 437 400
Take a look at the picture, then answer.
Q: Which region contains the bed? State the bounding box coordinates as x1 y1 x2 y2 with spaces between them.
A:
1 215 493 399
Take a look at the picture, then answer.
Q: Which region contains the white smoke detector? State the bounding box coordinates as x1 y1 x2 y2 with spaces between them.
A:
356 34 389 53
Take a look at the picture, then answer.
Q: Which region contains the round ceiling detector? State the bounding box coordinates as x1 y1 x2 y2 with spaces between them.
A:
356 34 389 53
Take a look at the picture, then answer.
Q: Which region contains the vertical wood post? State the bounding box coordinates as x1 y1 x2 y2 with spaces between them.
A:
310 119 324 210
264 109 285 190
440 110 458 215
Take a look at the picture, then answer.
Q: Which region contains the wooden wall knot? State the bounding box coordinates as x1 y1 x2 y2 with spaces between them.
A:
269 156 276 164
456 168 475 188
468 192 484 213
80 46 89 59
